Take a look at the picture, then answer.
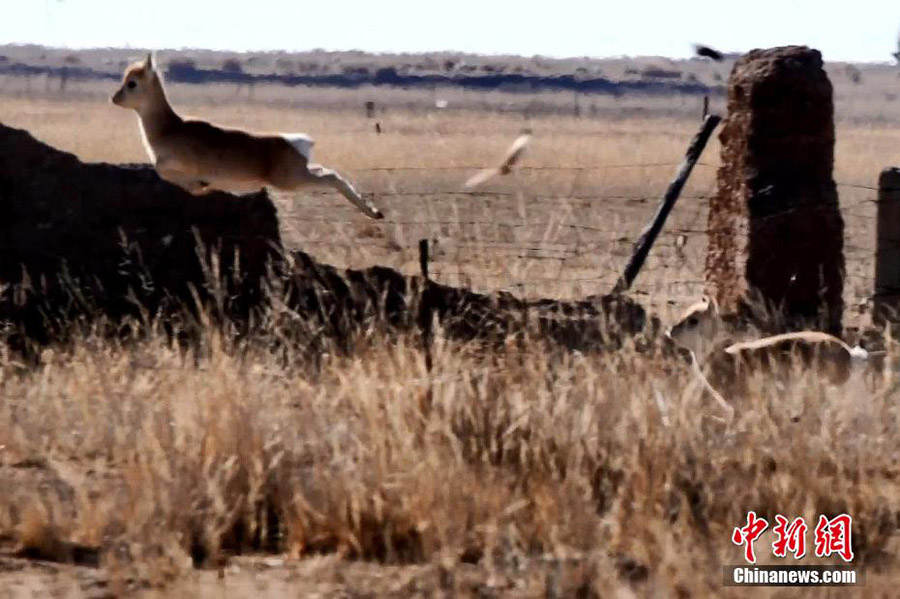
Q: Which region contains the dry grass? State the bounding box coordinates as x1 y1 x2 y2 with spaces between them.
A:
2 60 900 596
3 327 900 597
0 324 900 596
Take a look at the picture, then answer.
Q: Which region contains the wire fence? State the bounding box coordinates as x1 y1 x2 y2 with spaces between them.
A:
272 162 880 322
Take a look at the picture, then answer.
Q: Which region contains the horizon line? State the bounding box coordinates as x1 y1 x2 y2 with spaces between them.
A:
3 41 898 67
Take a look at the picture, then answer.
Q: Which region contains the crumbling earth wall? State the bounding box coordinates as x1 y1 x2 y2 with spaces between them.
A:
705 46 845 334
0 123 647 354
0 123 280 345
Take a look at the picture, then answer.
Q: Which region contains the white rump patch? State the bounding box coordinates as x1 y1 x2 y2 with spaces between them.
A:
849 345 869 361
282 133 315 161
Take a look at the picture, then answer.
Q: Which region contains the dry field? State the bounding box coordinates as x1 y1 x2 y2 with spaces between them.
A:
1 55 900 597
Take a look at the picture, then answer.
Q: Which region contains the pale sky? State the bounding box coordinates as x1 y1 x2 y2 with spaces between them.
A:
3 0 899 63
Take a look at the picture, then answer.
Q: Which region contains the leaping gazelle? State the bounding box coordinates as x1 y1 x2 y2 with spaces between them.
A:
111 53 384 219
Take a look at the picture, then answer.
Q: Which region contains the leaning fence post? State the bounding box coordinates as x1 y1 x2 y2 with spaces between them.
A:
612 114 721 293
874 167 900 326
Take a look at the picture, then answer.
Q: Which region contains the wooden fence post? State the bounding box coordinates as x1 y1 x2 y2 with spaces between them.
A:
874 167 900 325
417 239 435 411
612 114 721 293
418 239 433 373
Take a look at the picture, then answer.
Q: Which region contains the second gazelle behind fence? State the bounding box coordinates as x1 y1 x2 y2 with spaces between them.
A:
666 295 871 420
112 53 383 219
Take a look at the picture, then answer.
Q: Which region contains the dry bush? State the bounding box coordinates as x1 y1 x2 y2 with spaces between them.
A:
221 58 244 74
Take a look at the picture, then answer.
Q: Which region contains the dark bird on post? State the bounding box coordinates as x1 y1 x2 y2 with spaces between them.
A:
463 129 532 189
693 44 725 62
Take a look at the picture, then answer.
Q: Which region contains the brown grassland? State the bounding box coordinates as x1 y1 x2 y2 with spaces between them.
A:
1 51 900 597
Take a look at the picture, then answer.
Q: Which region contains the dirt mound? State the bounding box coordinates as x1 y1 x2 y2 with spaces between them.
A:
0 123 279 346
0 123 647 353
705 46 844 333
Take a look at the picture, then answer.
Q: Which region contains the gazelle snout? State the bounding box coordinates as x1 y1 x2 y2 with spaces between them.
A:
111 76 145 110
111 54 156 111
667 297 719 355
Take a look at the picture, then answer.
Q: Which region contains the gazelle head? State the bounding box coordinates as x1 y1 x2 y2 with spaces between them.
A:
666 295 722 356
111 53 160 112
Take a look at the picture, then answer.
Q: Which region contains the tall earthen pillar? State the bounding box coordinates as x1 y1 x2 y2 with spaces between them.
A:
705 46 844 333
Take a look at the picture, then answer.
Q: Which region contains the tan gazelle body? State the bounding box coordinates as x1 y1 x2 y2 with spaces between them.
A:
667 296 868 393
112 54 383 219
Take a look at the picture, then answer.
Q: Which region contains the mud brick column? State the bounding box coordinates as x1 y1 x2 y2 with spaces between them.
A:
705 46 845 334
873 168 900 325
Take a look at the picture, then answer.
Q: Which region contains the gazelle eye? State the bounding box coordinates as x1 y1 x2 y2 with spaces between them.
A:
688 317 699 326
127 80 137 89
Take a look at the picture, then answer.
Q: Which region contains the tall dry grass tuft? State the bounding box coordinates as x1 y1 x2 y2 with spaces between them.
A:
2 317 900 593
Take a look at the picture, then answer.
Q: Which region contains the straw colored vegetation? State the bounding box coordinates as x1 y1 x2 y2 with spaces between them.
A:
2 52 900 597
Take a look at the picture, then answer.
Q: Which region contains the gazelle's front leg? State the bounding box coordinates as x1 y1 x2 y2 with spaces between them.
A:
155 157 211 195
306 164 384 220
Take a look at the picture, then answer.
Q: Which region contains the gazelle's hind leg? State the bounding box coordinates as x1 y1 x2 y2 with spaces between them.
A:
307 163 384 220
